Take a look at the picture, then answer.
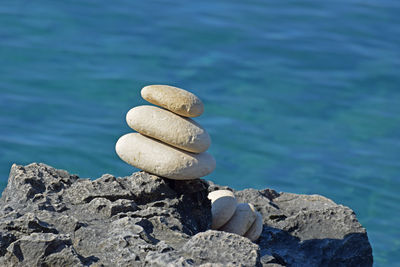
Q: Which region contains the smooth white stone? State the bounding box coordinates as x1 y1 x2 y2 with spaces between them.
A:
244 212 263 241
141 85 204 117
126 105 211 153
115 133 215 180
208 190 237 230
219 203 257 236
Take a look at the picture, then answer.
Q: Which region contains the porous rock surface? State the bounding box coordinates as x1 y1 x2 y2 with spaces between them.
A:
0 163 373 266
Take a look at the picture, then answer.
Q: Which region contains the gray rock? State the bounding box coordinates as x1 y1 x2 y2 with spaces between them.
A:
181 230 259 266
234 189 373 266
0 163 373 266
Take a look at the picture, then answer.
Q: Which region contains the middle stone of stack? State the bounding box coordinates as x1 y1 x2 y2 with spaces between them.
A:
116 85 216 180
127 105 210 153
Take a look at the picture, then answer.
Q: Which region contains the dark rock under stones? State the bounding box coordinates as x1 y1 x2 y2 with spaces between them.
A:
0 163 373 266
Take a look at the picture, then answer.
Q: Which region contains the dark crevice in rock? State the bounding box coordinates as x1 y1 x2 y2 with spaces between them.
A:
79 255 100 266
9 242 24 262
42 239 69 258
269 214 287 222
82 195 135 204
73 222 87 232
260 189 280 200
0 233 16 257
272 253 287 266
27 221 59 234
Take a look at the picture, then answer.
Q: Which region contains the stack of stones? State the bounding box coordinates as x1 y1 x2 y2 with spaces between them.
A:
208 190 263 241
116 85 262 242
116 85 216 180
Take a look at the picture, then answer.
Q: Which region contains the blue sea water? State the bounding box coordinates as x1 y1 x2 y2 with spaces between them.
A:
1 0 399 265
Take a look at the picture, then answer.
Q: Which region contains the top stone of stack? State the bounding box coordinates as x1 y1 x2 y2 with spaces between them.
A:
141 85 204 117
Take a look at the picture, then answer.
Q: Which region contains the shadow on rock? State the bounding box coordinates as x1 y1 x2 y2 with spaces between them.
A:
258 226 372 266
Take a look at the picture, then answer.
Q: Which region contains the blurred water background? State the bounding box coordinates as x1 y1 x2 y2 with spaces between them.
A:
1 0 399 265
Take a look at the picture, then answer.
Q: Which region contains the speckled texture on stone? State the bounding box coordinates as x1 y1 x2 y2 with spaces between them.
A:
141 85 204 118
0 163 373 266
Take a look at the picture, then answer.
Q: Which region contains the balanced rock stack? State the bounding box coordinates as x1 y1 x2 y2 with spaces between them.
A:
116 85 216 180
116 85 261 242
208 190 263 241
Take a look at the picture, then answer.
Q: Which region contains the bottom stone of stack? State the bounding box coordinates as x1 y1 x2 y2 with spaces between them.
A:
115 133 216 180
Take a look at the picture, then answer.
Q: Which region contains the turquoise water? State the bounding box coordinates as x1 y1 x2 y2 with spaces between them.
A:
1 0 400 265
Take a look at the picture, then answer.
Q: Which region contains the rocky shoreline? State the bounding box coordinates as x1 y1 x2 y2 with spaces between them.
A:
0 163 372 266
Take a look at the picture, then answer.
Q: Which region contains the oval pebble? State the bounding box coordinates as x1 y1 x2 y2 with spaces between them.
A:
208 190 237 229
244 212 263 241
126 105 211 153
115 133 215 180
141 85 204 117
219 203 257 236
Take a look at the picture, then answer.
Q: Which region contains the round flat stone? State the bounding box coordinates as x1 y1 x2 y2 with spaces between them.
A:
208 190 237 230
219 203 257 236
244 212 263 241
141 85 204 117
126 105 211 153
115 133 215 180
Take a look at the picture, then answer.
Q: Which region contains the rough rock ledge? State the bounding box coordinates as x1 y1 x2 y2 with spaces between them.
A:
0 163 372 266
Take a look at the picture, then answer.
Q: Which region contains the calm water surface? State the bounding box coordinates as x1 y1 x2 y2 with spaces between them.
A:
1 1 399 265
